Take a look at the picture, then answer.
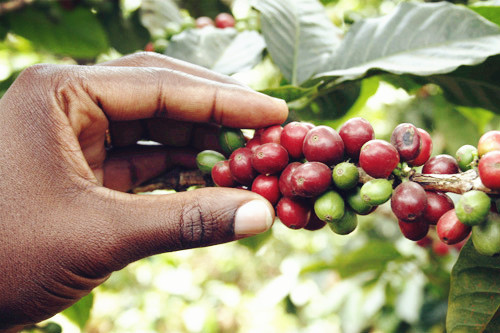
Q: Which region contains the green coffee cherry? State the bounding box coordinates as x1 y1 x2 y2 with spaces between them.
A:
196 150 226 174
332 162 359 190
455 190 491 226
456 144 478 171
219 127 246 154
314 190 345 223
329 207 358 235
345 186 373 215
360 179 393 206
472 211 500 256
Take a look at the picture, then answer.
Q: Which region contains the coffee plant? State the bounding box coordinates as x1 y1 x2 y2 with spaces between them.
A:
2 0 500 332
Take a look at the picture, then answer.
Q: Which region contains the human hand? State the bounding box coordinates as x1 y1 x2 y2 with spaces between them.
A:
0 52 287 331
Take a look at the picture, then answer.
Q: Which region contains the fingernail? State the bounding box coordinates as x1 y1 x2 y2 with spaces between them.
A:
234 200 274 235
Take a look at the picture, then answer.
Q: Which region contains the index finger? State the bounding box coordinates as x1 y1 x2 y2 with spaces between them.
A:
76 65 288 128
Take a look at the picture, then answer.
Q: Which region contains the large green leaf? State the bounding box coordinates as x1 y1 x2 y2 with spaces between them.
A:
446 240 500 333
251 0 342 86
313 2 500 85
7 7 108 59
165 28 265 75
61 293 94 330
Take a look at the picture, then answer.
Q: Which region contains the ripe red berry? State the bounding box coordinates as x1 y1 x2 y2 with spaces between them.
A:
391 181 427 222
339 117 375 159
245 136 261 152
291 162 332 198
279 162 301 198
422 191 454 225
196 16 214 28
436 209 471 245
303 125 344 166
276 197 311 229
408 128 432 167
304 212 327 231
478 130 500 157
260 125 283 144
251 143 289 175
229 147 257 185
422 154 459 174
390 123 421 161
251 174 281 206
359 139 400 178
398 219 429 241
214 12 235 28
211 160 235 187
280 122 310 159
478 150 500 190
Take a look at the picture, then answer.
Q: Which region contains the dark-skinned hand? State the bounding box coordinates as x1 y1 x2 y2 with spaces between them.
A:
0 52 288 331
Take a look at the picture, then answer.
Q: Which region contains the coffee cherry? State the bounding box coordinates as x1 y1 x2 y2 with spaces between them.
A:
391 181 427 222
478 130 500 157
303 125 344 166
390 123 421 161
214 12 235 29
280 122 310 159
229 147 257 185
219 127 246 154
196 150 226 174
456 144 478 171
251 174 281 206
279 162 301 198
211 160 236 187
251 143 289 175
313 190 345 223
260 125 283 144
359 139 399 178
360 179 393 206
455 190 491 226
433 241 451 256
422 154 459 174
196 16 214 28
423 191 454 225
276 197 311 229
345 186 374 215
328 208 358 235
436 209 471 245
398 219 429 241
304 212 327 231
408 128 432 167
245 136 261 152
471 211 500 256
291 162 332 198
332 162 359 190
338 117 375 159
478 150 500 190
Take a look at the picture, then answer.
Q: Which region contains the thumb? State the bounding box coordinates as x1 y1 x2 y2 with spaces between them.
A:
88 187 274 271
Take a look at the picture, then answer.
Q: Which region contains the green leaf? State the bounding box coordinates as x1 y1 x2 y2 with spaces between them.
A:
251 0 342 85
313 2 500 85
7 7 108 59
446 240 500 333
61 293 94 330
259 85 318 103
165 28 265 75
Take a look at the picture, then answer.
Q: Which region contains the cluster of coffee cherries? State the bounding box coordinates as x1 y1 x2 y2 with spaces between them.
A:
196 119 500 256
195 13 235 29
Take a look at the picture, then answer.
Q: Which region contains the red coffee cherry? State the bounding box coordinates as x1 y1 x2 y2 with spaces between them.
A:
408 128 433 167
478 130 500 157
279 162 302 198
291 161 332 198
422 154 459 174
339 117 375 160
211 160 235 187
214 12 235 29
390 123 421 161
251 174 281 206
422 191 454 225
359 139 400 178
478 150 500 190
196 16 214 28
276 197 311 229
391 181 427 222
436 209 471 245
398 219 429 241
229 147 257 185
303 125 344 166
251 143 289 175
280 122 310 159
260 125 283 144
304 212 327 231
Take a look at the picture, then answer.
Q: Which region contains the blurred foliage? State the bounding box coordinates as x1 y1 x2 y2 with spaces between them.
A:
1 0 500 332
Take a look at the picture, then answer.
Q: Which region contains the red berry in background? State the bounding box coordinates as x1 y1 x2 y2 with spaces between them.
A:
215 12 236 28
359 139 400 178
279 162 301 198
391 181 427 222
245 136 261 152
211 160 235 187
144 42 155 52
280 122 310 159
422 154 459 174
477 130 500 157
408 128 433 167
339 117 375 159
276 197 311 229
398 219 429 241
433 241 450 256
436 209 471 245
416 235 433 248
478 150 500 190
423 191 454 225
260 125 283 144
196 16 215 28
303 125 344 166
304 212 327 231
229 147 257 185
390 123 421 161
251 143 289 175
291 162 332 198
251 174 281 206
